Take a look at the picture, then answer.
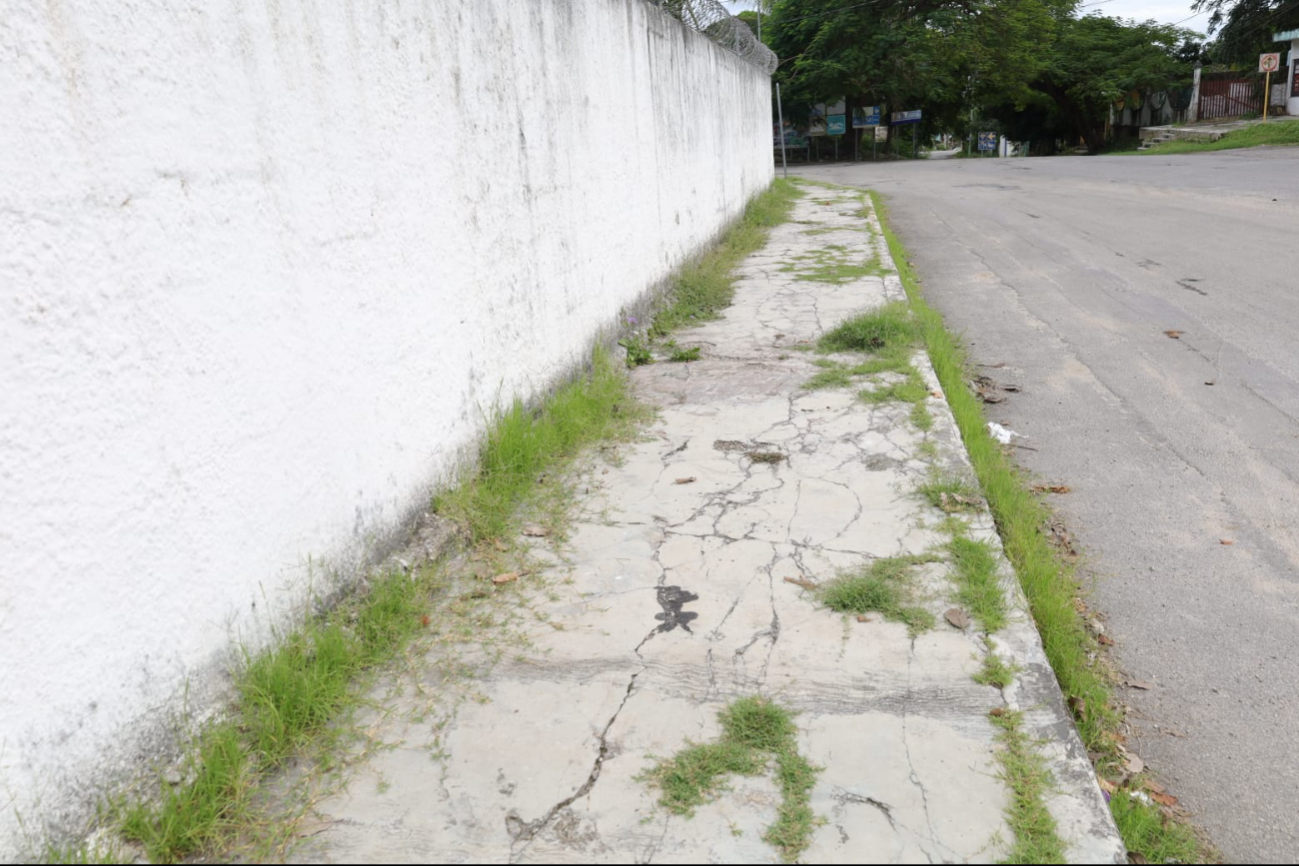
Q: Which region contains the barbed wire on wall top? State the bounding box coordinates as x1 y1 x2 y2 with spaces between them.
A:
647 0 779 75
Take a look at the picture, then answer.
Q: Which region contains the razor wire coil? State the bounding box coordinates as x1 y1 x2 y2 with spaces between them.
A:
646 0 779 74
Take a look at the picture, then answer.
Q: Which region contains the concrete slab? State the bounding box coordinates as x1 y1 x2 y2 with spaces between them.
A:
289 189 1124 864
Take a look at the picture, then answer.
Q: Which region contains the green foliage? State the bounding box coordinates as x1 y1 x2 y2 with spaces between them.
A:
620 337 654 367
1197 0 1299 65
668 346 702 362
974 648 1020 688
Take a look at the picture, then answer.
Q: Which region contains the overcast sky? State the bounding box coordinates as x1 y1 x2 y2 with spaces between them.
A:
718 0 1211 34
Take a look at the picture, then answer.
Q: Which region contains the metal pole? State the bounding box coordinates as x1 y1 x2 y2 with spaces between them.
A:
912 125 917 159
775 82 788 179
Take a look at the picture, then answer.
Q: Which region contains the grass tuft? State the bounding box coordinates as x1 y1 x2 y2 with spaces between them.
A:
973 646 1020 689
434 347 645 543
1109 789 1203 863
642 696 820 863
819 556 935 634
917 473 983 514
817 301 916 354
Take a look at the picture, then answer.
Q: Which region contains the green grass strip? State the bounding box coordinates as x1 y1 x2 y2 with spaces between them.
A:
870 190 1207 862
948 537 1008 633
989 710 1067 864
869 189 1115 747
1135 120 1299 155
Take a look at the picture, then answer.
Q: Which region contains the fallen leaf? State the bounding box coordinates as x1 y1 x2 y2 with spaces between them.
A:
493 540 509 552
1125 753 1146 774
989 706 1006 717
1164 330 1183 339
420 614 431 628
1129 853 1150 865
522 524 548 537
1032 483 1072 494
1097 633 1115 646
1097 777 1117 793
1068 696 1087 722
856 614 871 623
1143 779 1166 794
1204 380 1215 386
944 608 971 629
783 575 819 591
1125 679 1154 690
1220 539 1234 545
492 572 520 585
674 477 697 485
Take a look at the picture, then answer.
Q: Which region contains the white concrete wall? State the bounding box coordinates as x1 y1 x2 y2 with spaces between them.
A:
0 0 773 852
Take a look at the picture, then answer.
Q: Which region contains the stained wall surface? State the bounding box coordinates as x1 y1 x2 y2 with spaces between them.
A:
0 0 772 852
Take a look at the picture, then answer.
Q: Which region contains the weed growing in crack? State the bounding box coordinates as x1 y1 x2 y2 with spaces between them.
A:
819 556 937 634
948 537 1008 633
917 473 983 514
619 337 654 367
40 840 131 865
988 709 1066 864
668 346 702 363
641 697 821 863
973 645 1020 689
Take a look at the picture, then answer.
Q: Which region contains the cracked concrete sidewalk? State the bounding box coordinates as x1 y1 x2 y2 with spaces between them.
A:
290 189 1124 863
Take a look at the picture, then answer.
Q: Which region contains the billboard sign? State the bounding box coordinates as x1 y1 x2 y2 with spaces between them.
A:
852 106 881 127
827 114 846 135
978 131 997 152
891 109 922 125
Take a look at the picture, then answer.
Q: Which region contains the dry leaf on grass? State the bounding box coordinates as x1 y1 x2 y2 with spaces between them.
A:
1098 633 1115 646
522 524 548 537
492 572 520 585
1151 792 1180 807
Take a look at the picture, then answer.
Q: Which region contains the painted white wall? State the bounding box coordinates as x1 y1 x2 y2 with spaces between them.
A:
0 0 773 853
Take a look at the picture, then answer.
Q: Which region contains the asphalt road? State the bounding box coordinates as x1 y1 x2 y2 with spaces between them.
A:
796 148 1299 863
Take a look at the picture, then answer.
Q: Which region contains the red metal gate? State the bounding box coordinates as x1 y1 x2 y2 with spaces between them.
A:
1197 77 1261 120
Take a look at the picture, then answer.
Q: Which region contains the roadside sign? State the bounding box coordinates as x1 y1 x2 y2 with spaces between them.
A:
891 109 922 125
1260 53 1281 73
852 106 880 128
977 131 996 152
827 114 846 135
808 103 826 137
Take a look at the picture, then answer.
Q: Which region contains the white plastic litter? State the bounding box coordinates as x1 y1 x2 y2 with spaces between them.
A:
987 422 1023 445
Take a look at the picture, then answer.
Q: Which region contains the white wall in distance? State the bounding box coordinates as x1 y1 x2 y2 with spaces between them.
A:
0 0 772 852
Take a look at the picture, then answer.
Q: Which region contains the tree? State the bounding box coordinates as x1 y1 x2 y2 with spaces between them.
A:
1028 15 1199 152
1194 0 1299 65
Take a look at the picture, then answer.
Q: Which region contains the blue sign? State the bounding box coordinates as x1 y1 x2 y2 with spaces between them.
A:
978 131 997 152
891 109 922 125
852 106 880 128
827 114 846 135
